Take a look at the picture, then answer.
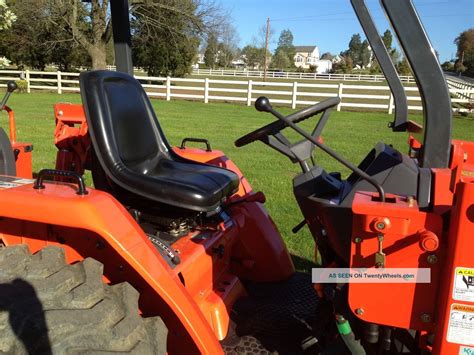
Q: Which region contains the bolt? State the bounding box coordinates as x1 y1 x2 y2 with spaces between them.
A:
407 195 415 207
376 222 386 230
420 313 431 323
354 237 362 244
427 254 438 264
464 152 468 162
355 308 364 315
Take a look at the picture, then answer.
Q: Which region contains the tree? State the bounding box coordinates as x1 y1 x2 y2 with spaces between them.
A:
382 29 392 49
271 50 290 69
246 24 274 70
320 52 334 60
371 29 398 72
273 29 295 69
0 0 16 68
347 33 362 66
216 23 240 68
454 29 474 76
132 0 201 76
204 34 218 68
397 57 412 75
441 60 454 72
241 45 265 69
3 0 228 71
331 56 353 74
0 1 90 70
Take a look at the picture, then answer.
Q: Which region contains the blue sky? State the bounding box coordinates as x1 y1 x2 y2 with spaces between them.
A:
221 0 474 62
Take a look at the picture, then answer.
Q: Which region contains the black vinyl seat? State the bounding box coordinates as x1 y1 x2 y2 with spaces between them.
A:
79 70 239 212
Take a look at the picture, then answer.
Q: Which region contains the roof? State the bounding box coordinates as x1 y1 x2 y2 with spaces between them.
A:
294 46 317 53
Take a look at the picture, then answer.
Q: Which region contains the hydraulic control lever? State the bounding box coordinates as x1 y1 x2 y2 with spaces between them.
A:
0 81 18 112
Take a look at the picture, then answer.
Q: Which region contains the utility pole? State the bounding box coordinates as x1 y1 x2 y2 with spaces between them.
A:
264 17 270 81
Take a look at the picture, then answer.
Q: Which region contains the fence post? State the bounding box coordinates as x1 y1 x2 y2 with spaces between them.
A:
166 76 171 101
247 80 253 106
204 78 209 103
337 83 343 111
57 71 62 94
25 70 31 94
292 82 298 109
388 93 394 114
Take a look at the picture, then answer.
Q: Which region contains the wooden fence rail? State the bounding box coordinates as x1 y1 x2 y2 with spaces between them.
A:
0 70 472 114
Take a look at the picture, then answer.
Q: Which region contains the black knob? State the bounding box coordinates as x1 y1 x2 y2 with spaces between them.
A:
255 96 273 113
7 81 17 93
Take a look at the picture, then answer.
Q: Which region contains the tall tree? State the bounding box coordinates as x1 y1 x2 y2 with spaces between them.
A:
271 50 290 69
320 52 334 60
241 45 265 69
216 23 239 68
273 29 295 69
204 33 219 69
382 29 392 49
454 28 474 76
347 33 362 66
397 57 412 75
132 0 201 76
3 0 228 70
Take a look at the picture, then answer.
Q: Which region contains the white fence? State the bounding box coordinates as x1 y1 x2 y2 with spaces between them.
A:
192 68 416 83
446 78 474 101
0 70 472 113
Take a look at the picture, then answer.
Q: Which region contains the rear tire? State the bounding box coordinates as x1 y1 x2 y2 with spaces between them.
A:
0 245 167 354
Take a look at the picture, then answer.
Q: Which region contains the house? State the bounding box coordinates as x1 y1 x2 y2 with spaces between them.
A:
294 45 332 73
294 46 320 68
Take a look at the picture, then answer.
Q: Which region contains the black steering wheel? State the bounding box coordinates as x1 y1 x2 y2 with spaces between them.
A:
235 96 341 147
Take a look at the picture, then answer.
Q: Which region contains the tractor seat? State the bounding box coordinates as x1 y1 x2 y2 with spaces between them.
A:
79 70 239 212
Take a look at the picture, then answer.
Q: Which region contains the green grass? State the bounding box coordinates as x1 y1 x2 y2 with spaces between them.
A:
4 93 474 268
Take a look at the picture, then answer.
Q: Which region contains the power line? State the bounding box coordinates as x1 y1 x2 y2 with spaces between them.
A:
270 1 462 23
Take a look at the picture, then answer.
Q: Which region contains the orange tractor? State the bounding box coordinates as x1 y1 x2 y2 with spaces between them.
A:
0 0 473 354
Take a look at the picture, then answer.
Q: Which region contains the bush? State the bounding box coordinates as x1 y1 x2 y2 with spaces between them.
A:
15 79 28 93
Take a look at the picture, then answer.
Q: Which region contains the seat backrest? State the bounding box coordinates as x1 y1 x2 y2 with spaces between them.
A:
79 70 172 175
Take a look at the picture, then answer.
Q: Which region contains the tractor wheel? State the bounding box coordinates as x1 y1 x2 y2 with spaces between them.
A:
0 245 167 354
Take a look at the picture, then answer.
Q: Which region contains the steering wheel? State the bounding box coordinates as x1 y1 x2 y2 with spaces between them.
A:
235 96 341 147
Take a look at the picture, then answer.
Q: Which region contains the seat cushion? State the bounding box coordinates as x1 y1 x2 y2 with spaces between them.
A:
145 159 239 209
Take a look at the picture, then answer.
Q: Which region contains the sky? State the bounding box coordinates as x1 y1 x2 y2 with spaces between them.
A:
220 0 474 63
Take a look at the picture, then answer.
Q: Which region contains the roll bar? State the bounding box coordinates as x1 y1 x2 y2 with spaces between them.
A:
110 0 133 76
380 0 452 169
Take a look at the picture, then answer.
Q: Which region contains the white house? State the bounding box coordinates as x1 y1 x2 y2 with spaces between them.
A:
293 45 332 73
294 46 320 68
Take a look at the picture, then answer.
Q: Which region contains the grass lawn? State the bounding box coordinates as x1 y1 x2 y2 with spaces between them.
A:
5 92 474 268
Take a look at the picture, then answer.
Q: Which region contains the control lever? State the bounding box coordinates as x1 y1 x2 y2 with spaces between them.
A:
260 97 386 202
292 220 307 234
375 234 386 268
0 81 18 112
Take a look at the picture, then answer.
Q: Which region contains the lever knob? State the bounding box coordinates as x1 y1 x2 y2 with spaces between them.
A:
6 80 17 93
255 96 273 113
